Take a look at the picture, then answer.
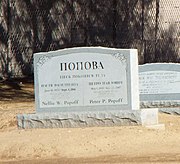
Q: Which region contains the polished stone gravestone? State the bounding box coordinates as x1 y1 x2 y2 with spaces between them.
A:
17 47 158 128
139 63 180 114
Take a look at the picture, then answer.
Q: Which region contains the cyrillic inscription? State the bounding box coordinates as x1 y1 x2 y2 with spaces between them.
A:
60 61 104 71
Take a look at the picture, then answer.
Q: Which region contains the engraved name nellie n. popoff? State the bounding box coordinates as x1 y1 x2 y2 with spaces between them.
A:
60 61 104 71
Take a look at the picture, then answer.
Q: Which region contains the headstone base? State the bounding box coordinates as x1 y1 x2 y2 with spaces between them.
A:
17 108 158 129
159 108 180 115
140 101 180 108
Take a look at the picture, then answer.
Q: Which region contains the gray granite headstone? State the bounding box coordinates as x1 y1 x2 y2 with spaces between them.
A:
139 63 180 114
17 47 158 128
34 47 139 112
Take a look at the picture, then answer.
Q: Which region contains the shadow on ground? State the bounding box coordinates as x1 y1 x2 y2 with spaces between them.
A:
0 78 34 102
2 154 180 164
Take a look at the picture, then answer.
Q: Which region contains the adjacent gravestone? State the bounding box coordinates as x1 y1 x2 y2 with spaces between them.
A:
139 63 180 114
17 47 158 128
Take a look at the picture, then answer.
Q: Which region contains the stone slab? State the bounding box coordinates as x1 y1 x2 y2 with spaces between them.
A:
17 108 158 129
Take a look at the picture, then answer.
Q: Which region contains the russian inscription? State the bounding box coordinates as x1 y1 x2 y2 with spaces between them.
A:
139 71 180 94
60 61 104 71
37 52 128 108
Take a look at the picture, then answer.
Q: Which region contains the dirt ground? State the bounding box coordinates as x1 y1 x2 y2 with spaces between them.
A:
0 79 180 163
